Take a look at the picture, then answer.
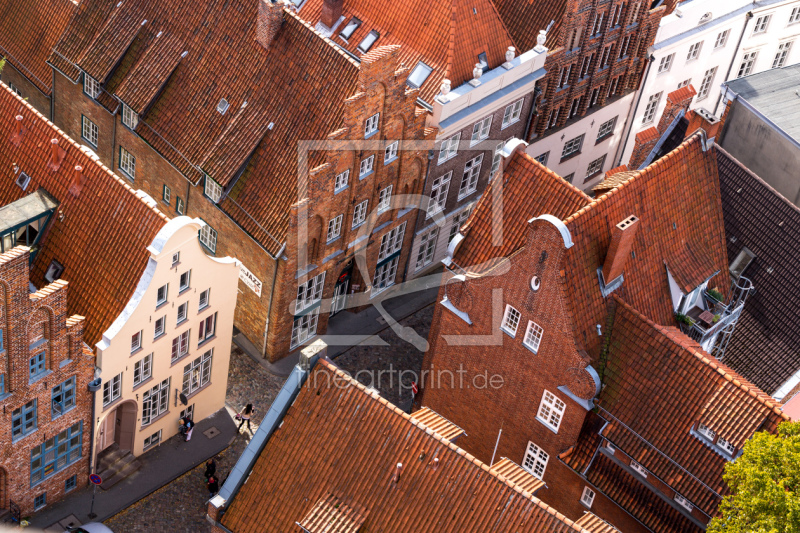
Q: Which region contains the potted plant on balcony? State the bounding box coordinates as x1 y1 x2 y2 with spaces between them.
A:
675 313 694 326
708 288 724 303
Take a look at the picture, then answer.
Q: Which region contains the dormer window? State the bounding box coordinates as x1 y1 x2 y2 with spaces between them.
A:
84 74 100 99
729 247 755 280
630 460 648 478
357 30 379 53
339 17 361 40
717 437 736 455
407 62 433 88
696 423 716 441
674 493 694 512
122 104 138 129
477 52 488 74
204 175 223 202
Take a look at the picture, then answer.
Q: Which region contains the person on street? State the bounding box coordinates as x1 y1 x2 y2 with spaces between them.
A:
238 403 254 434
207 475 220 497
180 416 195 441
204 458 217 481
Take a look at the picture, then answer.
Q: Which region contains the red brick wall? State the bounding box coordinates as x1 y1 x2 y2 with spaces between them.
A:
0 248 94 515
0 65 51 119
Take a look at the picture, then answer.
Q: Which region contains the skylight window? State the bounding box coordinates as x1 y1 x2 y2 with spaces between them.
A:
217 98 230 115
477 52 489 73
358 30 379 53
407 62 433 88
339 17 361 40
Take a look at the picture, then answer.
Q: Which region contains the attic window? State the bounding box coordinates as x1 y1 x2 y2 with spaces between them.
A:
45 260 64 283
729 247 755 280
339 17 361 40
407 62 433 88
15 172 31 191
358 30 379 53
217 99 230 115
477 52 489 74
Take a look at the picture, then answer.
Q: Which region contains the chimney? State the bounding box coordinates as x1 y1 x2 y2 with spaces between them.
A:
602 215 640 284
48 138 67 172
256 0 286 51
68 165 84 197
320 0 343 29
392 462 403 483
10 115 25 146
685 107 722 140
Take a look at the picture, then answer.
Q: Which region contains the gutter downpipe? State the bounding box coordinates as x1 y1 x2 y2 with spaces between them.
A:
50 69 56 122
715 11 753 116
616 53 655 166
262 243 286 358
400 149 435 283
523 85 543 143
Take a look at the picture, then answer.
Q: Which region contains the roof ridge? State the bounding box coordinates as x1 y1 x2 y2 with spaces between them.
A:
3 84 170 225
519 150 593 203
611 295 787 420
284 8 360 71
315 359 585 531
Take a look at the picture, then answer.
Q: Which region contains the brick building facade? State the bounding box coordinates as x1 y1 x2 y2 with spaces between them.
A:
0 247 94 517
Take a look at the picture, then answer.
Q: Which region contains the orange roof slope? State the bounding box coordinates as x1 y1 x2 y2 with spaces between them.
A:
0 85 168 346
50 1 361 255
454 150 591 271
491 0 567 51
221 359 584 533
297 0 515 102
597 298 786 516
0 0 76 94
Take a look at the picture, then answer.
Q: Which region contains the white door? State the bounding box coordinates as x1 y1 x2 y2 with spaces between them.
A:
331 280 348 316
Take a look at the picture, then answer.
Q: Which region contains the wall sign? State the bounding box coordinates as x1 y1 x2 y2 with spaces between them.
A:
239 263 263 297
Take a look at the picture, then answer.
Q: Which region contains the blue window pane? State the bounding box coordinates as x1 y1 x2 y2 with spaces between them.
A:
30 421 82 486
29 351 46 379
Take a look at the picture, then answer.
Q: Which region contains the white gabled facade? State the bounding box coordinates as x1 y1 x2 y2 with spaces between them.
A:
621 0 800 164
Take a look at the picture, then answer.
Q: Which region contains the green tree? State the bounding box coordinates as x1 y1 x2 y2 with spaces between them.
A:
708 421 800 533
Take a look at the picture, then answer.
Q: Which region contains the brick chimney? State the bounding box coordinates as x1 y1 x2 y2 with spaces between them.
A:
602 215 640 284
47 138 67 172
685 107 722 140
68 165 85 197
320 0 343 29
256 0 286 51
10 114 25 146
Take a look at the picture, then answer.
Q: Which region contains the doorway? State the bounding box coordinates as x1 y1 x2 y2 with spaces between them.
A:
97 400 138 458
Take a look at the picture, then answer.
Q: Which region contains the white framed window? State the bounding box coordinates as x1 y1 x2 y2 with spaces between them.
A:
415 228 439 271
470 116 492 145
534 152 549 165
122 104 138 129
791 7 800 24
597 117 616 141
327 215 343 242
581 486 595 508
458 154 483 199
143 430 162 450
378 223 405 261
717 437 736 456
359 155 374 177
569 96 582 118
358 30 379 53
697 67 718 99
154 316 166 338
334 170 349 192
563 172 575 184
619 35 631 58
372 256 399 294
686 41 703 61
438 133 460 164
199 223 217 253
537 390 566 432
102 373 122 406
561 134 584 159
133 353 153 386
171 330 190 362
141 378 170 426
502 99 524 128
697 423 716 441
427 172 451 217
179 270 191 292
156 284 168 306
547 106 561 129
449 208 471 244
177 302 188 324
714 29 730 48
674 494 694 512
176 197 185 215
163 185 171 205
500 304 521 336
384 141 398 163
378 185 392 213
677 78 692 89
172 252 180 266
523 321 544 353
296 272 326 313
204 176 223 202
8 83 21 96
81 116 98 147
199 289 210 310
738 52 757 77
364 113 380 137
557 64 572 88
131 331 142 353
592 11 604 34
352 199 368 228
84 75 100 99
630 460 648 478
291 308 320 348
407 61 433 88
119 147 135 179
773 42 792 69
586 155 606 180
642 92 662 124
753 14 771 33
522 441 549 480
182 349 212 396
490 141 504 175
657 53 673 73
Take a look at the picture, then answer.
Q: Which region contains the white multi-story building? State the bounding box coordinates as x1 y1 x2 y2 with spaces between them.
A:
620 0 800 164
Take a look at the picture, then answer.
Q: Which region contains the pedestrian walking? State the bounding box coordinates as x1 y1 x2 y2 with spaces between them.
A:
207 475 219 497
180 416 195 441
204 458 217 481
237 403 255 433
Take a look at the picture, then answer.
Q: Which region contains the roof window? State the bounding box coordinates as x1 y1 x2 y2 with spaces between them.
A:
339 17 361 40
217 99 230 115
477 52 489 74
15 171 31 191
358 30 379 53
45 260 64 283
407 62 433 88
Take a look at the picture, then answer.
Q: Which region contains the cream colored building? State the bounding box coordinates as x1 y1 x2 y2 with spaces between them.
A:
94 216 239 461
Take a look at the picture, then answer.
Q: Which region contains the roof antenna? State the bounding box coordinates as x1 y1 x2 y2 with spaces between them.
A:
490 421 504 466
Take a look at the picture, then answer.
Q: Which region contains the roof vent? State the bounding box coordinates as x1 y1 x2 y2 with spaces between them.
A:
217 99 230 115
268 122 274 130
181 51 188 58
698 12 712 24
156 30 163 38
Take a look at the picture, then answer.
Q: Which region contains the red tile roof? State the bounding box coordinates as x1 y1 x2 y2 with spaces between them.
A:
0 0 76 94
0 85 168 346
221 359 585 533
573 513 621 533
297 0 516 102
491 0 566 51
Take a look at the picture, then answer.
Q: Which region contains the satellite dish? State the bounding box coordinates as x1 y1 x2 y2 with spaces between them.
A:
179 393 188 406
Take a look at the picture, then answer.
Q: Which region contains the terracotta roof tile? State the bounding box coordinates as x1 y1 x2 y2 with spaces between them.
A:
0 0 76 94
0 85 168 346
221 359 585 533
574 513 621 533
491 0 566 51
113 32 184 114
76 3 147 83
591 170 636 193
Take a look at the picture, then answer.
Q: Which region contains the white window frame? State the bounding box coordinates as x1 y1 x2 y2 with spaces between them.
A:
133 353 153 387
581 486 595 508
199 289 210 311
696 423 716 441
686 41 703 61
674 494 694 512
561 134 584 159
534 152 549 165
156 284 168 306
334 170 349 192
291 308 320 348
163 185 171 204
102 373 122 406
597 117 616 140
352 199 368 228
773 41 792 69
438 133 460 164
154 316 166 338
716 437 736 456
630 460 648 478
296 272 326 313
177 302 188 324
586 155 606 180
372 256 400 294
122 104 138 129
470 116 492 145
131 331 142 353
378 223 406 261
500 304 521 336
377 185 392 213
384 141 398 163
84 75 100 99
714 29 730 49
119 147 135 179
791 7 800 24
199 223 217 253
82 116 98 147
359 155 375 178
501 99 524 128
523 321 544 353
458 154 483 199
427 172 451 217
415 227 439 271
171 330 190 362
522 441 549 480
179 270 191 292
677 78 692 89
141 378 170 426
327 214 343 242
449 208 471 244
642 92 662 124
204 175 223 202
738 52 757 77
536 390 566 432
657 54 674 73
697 67 717 99
182 349 213 396
753 14 771 34
364 113 379 137
491 141 504 175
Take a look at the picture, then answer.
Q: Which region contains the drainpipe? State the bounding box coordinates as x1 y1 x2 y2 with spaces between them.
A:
111 107 117 170
714 12 753 116
523 85 543 143
400 149 435 283
616 53 655 166
262 244 285 358
50 69 56 122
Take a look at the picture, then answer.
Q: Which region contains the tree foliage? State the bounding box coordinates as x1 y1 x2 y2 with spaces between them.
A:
708 421 800 533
